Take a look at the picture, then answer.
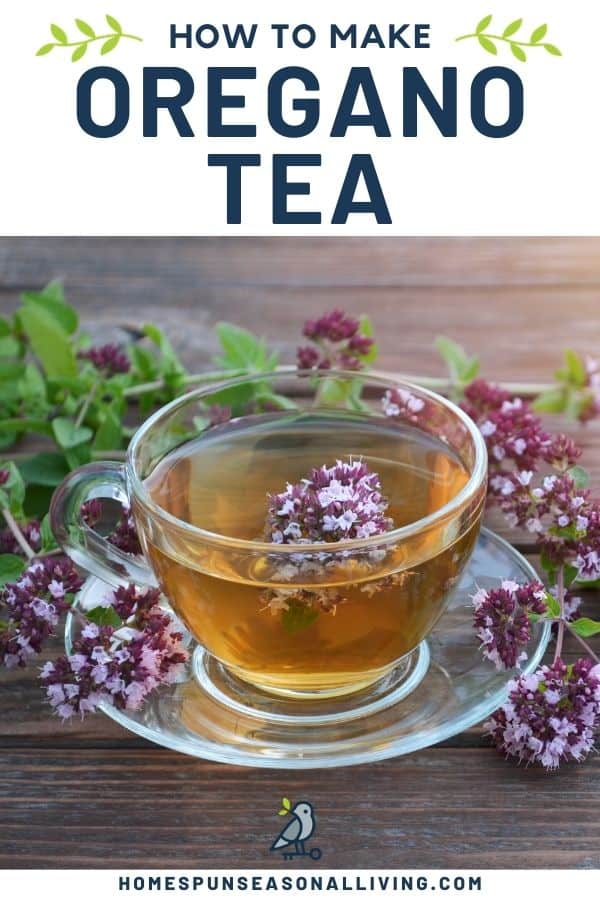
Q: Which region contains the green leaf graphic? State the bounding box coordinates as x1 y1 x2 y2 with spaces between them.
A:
76 18 96 38
456 16 562 61
106 14 123 34
101 35 121 55
503 19 522 38
478 35 497 54
50 24 68 44
36 16 143 61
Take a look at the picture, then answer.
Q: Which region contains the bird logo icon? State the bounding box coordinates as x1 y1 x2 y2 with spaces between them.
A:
270 798 322 860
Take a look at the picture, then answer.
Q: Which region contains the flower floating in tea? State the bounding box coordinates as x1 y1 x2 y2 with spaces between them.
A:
261 459 400 628
265 458 393 545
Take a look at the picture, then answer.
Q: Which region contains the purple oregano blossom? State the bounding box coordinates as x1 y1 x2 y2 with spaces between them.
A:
472 580 547 670
486 659 600 768
261 459 397 620
297 309 374 371
461 380 580 475
0 519 42 555
264 459 393 544
41 584 189 719
81 499 142 556
0 557 83 668
78 342 131 376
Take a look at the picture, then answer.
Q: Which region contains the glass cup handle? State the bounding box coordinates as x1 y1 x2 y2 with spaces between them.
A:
50 461 157 589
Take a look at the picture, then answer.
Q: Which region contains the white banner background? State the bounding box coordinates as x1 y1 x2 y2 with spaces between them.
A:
0 1 597 234
1 870 600 897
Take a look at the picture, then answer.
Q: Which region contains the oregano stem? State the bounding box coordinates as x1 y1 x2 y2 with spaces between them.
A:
75 380 99 428
123 367 253 398
567 625 600 664
122 366 553 400
554 566 566 661
0 506 35 560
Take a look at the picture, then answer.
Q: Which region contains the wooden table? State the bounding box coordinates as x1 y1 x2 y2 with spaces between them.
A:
1 238 600 869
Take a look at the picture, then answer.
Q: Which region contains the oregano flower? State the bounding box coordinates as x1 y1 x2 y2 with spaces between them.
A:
472 579 547 670
265 459 393 544
297 309 374 371
41 585 188 719
1 557 83 668
486 659 600 769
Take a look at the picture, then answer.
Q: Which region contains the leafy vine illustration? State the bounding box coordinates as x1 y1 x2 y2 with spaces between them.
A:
36 14 143 62
455 15 561 62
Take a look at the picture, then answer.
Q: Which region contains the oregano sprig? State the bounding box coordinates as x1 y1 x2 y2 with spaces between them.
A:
36 15 143 62
456 15 562 61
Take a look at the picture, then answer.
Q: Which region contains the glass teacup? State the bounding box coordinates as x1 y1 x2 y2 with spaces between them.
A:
51 369 487 702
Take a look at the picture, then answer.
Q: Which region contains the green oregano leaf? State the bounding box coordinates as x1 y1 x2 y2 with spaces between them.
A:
568 465 591 490
0 554 26 586
85 605 122 628
22 282 79 335
357 315 379 365
435 335 479 388
281 600 319 635
0 462 26 516
544 591 561 618
18 452 70 487
570 618 600 638
40 514 58 553
532 387 567 414
92 407 123 452
18 304 77 378
52 417 94 450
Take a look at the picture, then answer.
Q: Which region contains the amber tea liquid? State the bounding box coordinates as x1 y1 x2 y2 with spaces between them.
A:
142 412 477 697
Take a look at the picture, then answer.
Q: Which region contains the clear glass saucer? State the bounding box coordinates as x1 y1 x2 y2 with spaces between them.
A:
64 528 550 769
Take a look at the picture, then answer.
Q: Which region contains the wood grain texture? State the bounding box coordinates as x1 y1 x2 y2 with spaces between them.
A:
1 237 600 870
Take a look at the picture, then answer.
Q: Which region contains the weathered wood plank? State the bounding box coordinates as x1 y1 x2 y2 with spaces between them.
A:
2 237 600 289
1 239 600 404
0 747 599 869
